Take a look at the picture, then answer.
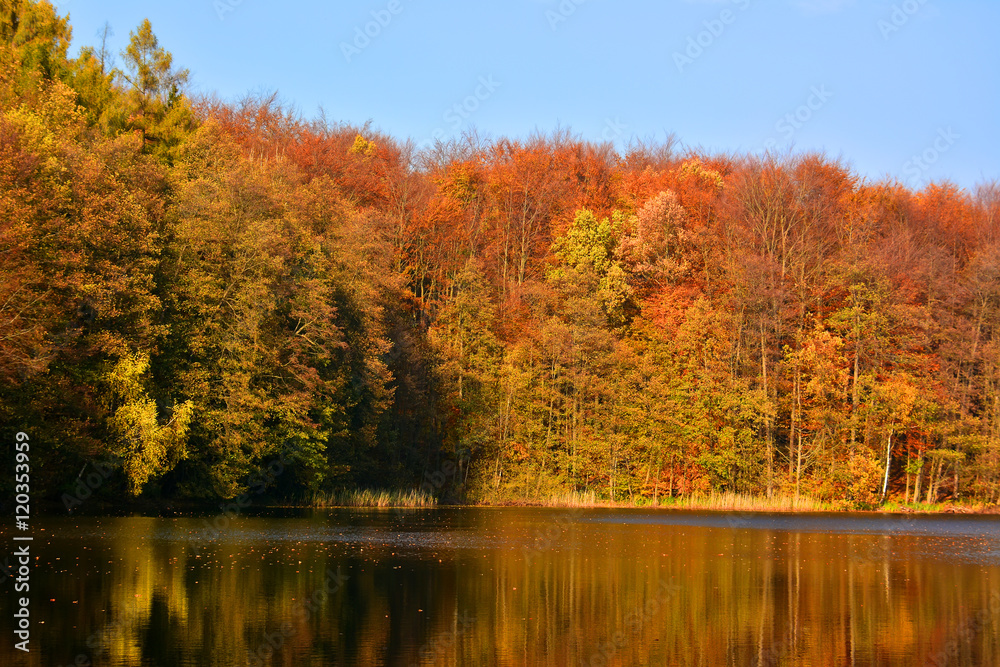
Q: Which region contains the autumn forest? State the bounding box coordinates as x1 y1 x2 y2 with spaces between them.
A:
3 2 999 510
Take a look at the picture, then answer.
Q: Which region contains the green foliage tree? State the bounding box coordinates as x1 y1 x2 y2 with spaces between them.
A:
0 0 72 101
429 259 502 491
119 18 194 162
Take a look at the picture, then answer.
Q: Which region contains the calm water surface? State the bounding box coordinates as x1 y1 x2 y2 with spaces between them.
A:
3 508 1000 666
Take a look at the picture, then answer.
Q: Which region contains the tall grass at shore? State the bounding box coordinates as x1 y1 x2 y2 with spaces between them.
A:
487 491 997 512
310 488 436 508
307 488 993 513
657 492 831 512
484 490 835 512
882 500 995 513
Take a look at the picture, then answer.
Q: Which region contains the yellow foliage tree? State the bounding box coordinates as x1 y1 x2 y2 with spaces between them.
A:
103 351 193 494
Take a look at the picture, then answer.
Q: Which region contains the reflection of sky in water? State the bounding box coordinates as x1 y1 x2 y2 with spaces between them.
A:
63 509 996 567
574 509 1000 537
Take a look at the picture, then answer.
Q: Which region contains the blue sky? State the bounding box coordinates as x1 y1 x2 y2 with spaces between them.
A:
58 0 997 190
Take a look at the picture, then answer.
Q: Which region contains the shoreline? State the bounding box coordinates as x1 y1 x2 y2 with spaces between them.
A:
35 493 1000 516
463 499 1000 515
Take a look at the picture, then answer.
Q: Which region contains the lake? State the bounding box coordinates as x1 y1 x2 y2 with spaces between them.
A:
2 508 1000 666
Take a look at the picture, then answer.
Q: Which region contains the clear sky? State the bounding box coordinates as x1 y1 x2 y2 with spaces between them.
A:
57 0 998 190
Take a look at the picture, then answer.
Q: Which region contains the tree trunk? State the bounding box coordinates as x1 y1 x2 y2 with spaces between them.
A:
795 431 803 504
789 366 798 479
851 310 860 453
926 458 942 504
954 450 960 500
761 321 774 497
904 450 911 505
931 458 946 502
669 455 675 499
880 430 893 504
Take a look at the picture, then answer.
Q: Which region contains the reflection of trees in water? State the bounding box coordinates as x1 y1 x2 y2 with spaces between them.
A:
34 513 1000 666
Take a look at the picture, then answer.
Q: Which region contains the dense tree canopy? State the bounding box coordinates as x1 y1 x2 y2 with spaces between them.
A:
2 2 998 508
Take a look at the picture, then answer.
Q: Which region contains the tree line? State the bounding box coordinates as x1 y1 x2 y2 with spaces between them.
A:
2 1 998 508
